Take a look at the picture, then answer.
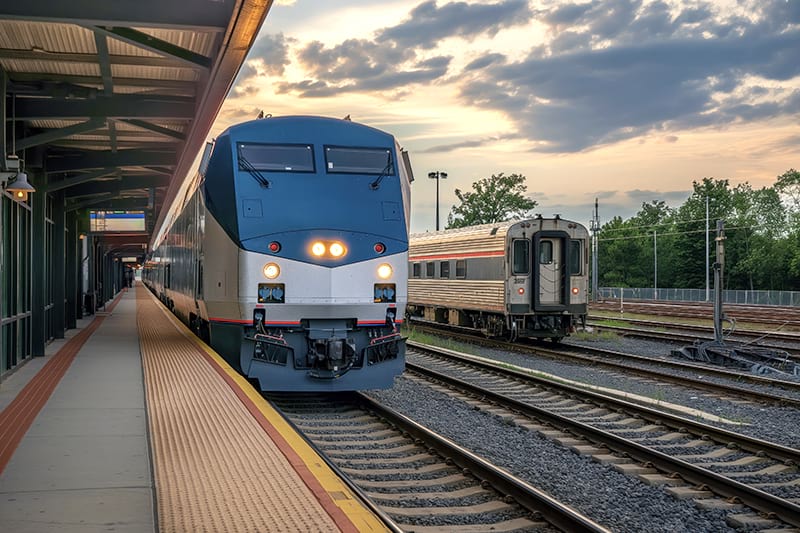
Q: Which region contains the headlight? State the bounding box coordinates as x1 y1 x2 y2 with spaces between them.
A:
311 242 326 256
263 263 280 279
377 263 393 279
329 242 345 257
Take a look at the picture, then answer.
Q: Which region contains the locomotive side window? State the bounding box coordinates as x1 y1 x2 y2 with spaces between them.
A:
456 260 466 278
569 240 583 274
539 241 553 264
440 261 450 278
325 146 394 175
426 262 435 278
238 143 314 172
512 240 530 274
412 263 421 278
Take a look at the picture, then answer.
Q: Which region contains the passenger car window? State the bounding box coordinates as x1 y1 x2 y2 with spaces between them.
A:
539 241 553 264
426 262 435 277
455 260 466 278
512 240 530 274
569 240 582 275
412 263 421 278
440 261 450 278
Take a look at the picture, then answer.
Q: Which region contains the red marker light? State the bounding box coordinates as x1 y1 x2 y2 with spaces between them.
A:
374 242 386 254
518 287 525 295
572 287 580 295
268 241 281 253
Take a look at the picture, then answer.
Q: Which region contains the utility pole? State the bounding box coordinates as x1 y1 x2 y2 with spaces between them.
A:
653 229 657 300
713 220 725 342
591 198 599 301
705 195 710 302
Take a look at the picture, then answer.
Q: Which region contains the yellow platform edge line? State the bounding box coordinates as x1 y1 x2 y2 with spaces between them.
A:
143 290 388 533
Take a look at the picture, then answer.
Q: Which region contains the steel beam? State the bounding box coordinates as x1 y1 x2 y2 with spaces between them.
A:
66 211 79 327
93 26 212 69
45 168 118 192
15 118 106 151
47 150 176 172
1 67 6 156
118 119 186 140
0 1 232 31
65 175 169 198
31 171 46 356
52 189 66 339
66 193 118 212
10 72 196 94
0 48 202 70
94 33 113 96
67 196 150 213
10 94 195 120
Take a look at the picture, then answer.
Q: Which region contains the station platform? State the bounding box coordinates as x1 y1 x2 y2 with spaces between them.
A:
0 285 386 533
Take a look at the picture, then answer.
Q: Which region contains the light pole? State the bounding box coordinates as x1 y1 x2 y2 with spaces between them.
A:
428 171 447 231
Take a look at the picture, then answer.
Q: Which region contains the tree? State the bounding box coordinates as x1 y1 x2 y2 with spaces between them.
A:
446 173 537 229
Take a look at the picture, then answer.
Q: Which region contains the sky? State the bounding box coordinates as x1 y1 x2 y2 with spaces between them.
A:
210 0 800 233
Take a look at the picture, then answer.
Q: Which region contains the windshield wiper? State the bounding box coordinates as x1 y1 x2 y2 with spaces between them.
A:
239 153 271 188
369 152 394 190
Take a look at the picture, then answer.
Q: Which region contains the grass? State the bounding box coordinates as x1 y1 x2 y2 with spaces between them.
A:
590 318 630 328
405 327 482 356
572 329 621 343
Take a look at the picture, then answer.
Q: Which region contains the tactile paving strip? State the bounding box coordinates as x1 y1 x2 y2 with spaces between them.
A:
136 288 347 533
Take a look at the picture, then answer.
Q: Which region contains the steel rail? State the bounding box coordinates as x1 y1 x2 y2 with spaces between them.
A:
406 347 800 528
265 393 404 533
590 322 800 362
409 323 800 402
588 315 800 343
355 392 611 533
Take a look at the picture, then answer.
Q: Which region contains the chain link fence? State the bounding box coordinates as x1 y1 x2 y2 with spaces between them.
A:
596 287 800 306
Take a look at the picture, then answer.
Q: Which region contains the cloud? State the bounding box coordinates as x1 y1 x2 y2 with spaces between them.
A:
377 0 533 49
246 33 292 76
247 0 800 156
232 33 293 96
420 133 520 153
279 0 532 97
459 20 800 152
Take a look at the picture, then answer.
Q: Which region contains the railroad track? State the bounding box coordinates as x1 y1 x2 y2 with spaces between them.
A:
410 321 800 406
591 300 800 328
589 315 800 345
268 392 607 533
406 343 800 529
587 320 800 364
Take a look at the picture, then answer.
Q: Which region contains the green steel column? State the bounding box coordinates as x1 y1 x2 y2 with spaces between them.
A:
52 190 66 338
31 171 46 356
65 211 78 328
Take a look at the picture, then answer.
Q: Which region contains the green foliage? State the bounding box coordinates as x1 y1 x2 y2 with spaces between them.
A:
446 173 537 229
596 170 800 291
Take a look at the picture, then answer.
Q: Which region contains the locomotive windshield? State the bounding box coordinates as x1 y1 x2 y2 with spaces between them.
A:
238 143 314 172
325 146 394 175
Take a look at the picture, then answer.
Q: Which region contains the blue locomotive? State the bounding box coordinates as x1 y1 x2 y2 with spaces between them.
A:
143 116 411 391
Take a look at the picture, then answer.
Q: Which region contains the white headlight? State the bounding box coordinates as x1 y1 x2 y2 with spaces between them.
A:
263 263 280 279
377 263 393 279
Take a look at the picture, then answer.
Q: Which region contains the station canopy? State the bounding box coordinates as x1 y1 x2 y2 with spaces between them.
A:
1 1 271 257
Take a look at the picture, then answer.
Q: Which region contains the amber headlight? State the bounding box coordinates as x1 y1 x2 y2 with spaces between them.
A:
263 263 280 279
329 242 346 257
377 263 393 279
311 242 326 256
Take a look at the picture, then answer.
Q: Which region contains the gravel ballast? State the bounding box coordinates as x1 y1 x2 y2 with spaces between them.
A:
369 377 737 533
412 333 800 448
